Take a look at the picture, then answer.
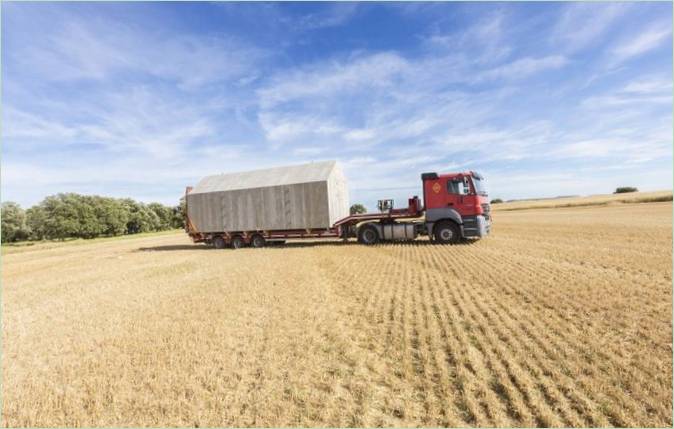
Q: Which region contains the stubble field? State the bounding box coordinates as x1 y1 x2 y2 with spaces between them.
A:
2 201 672 427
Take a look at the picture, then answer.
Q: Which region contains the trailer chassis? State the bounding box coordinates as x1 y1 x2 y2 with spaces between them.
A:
187 197 429 248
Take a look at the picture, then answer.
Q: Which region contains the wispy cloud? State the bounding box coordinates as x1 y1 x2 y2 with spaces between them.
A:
611 23 672 63
553 2 630 53
287 2 360 30
424 9 512 64
8 14 266 88
478 55 568 81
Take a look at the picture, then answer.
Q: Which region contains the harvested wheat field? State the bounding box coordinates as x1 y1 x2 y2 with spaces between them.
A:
2 201 672 427
493 190 673 211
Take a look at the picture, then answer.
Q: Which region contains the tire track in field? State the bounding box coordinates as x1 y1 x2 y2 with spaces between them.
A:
424 260 568 427
403 247 437 425
313 248 424 425
464 247 671 423
387 243 666 426
316 246 471 425
482 245 670 349
416 261 465 426
388 244 506 426
403 245 600 424
420 244 641 426
315 237 670 427
403 244 517 426
342 242 584 426
376 242 612 426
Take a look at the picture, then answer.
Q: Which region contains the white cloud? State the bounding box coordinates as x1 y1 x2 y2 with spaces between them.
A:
258 111 346 146
3 87 223 160
622 76 673 94
290 3 359 30
2 107 77 140
257 52 409 108
479 55 568 81
582 94 671 109
611 23 671 63
10 16 266 88
553 3 630 53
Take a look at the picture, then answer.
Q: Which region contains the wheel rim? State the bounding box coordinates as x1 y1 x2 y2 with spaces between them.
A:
253 236 263 247
232 238 242 248
440 228 453 241
364 230 376 243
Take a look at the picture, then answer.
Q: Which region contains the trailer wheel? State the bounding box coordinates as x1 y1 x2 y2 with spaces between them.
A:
358 224 380 245
213 236 227 249
434 221 460 244
231 236 245 249
251 234 266 248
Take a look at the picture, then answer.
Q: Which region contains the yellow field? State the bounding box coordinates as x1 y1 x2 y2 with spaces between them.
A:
493 190 672 211
2 202 672 427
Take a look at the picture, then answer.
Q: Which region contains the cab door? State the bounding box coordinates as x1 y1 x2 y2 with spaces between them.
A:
444 177 463 209
446 175 475 213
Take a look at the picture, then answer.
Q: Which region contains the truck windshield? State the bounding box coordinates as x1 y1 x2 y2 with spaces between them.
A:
472 177 487 196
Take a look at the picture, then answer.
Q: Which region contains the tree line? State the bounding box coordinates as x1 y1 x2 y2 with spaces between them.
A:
1 193 185 243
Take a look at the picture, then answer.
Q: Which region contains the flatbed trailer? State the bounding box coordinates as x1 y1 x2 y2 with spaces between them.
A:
186 170 491 249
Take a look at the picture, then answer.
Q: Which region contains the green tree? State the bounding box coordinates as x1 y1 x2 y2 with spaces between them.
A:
490 198 503 204
1 202 31 242
26 206 48 240
171 197 186 229
92 196 128 236
350 203 367 215
37 194 81 239
614 187 638 194
148 202 173 230
77 195 105 238
121 199 161 234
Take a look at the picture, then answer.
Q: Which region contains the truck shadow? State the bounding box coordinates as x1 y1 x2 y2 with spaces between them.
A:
137 239 478 252
137 244 213 252
272 240 479 249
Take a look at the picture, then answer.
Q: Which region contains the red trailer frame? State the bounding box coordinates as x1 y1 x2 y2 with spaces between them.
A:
185 188 425 247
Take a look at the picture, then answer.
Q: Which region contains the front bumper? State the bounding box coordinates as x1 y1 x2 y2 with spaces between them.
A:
477 215 490 237
462 215 490 238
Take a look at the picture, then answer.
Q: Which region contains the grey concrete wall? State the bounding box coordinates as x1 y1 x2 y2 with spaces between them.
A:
187 180 335 232
326 164 350 225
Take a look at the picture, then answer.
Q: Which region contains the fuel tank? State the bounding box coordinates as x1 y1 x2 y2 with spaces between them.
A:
379 223 417 240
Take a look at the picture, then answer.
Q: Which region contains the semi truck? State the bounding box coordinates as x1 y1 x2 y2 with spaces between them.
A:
185 161 491 248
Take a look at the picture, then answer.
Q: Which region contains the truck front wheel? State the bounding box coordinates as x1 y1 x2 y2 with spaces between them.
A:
358 224 380 245
434 221 460 244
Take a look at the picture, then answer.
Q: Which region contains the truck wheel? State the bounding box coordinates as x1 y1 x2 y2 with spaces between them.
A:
434 221 460 244
231 236 244 249
358 224 380 245
251 234 265 248
213 236 227 249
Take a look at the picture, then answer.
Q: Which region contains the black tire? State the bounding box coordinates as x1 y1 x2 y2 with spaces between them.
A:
434 221 460 244
213 236 227 249
358 224 380 245
231 236 244 249
251 234 266 248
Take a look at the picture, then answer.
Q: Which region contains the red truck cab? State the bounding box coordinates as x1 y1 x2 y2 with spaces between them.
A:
421 171 491 242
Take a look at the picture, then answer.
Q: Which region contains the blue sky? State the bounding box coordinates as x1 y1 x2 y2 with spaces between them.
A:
2 1 672 209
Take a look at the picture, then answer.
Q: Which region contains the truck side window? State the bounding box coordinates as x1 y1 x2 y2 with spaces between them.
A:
447 180 464 194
